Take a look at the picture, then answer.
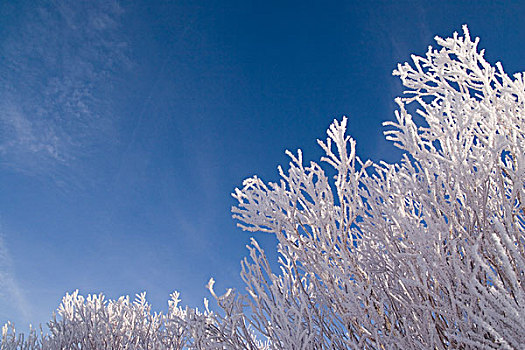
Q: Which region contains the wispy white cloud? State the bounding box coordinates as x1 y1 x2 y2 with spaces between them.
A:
0 0 130 181
0 232 30 325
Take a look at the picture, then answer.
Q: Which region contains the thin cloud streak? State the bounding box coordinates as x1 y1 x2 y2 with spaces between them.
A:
0 0 130 182
0 232 30 325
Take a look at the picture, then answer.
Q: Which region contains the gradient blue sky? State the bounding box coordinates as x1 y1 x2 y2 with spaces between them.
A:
1 0 525 329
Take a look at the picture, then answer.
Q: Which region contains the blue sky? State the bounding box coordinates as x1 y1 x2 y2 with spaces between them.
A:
1 0 525 329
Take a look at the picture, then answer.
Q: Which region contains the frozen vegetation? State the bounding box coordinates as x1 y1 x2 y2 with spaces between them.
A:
2 26 524 349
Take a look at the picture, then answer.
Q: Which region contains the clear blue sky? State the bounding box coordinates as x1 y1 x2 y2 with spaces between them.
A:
1 0 525 329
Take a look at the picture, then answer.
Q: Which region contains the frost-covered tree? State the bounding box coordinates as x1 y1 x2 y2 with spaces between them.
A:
2 26 524 349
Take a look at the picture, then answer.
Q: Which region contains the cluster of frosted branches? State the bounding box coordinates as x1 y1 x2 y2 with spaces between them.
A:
231 25 524 349
1 289 267 349
2 26 524 349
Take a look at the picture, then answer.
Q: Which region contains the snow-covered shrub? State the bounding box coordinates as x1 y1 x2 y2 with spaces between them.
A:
2 26 524 349
1 290 266 349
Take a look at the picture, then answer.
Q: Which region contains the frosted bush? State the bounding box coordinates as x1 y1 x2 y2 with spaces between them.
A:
2 26 523 349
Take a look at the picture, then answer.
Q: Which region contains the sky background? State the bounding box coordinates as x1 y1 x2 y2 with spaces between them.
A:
1 0 525 330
